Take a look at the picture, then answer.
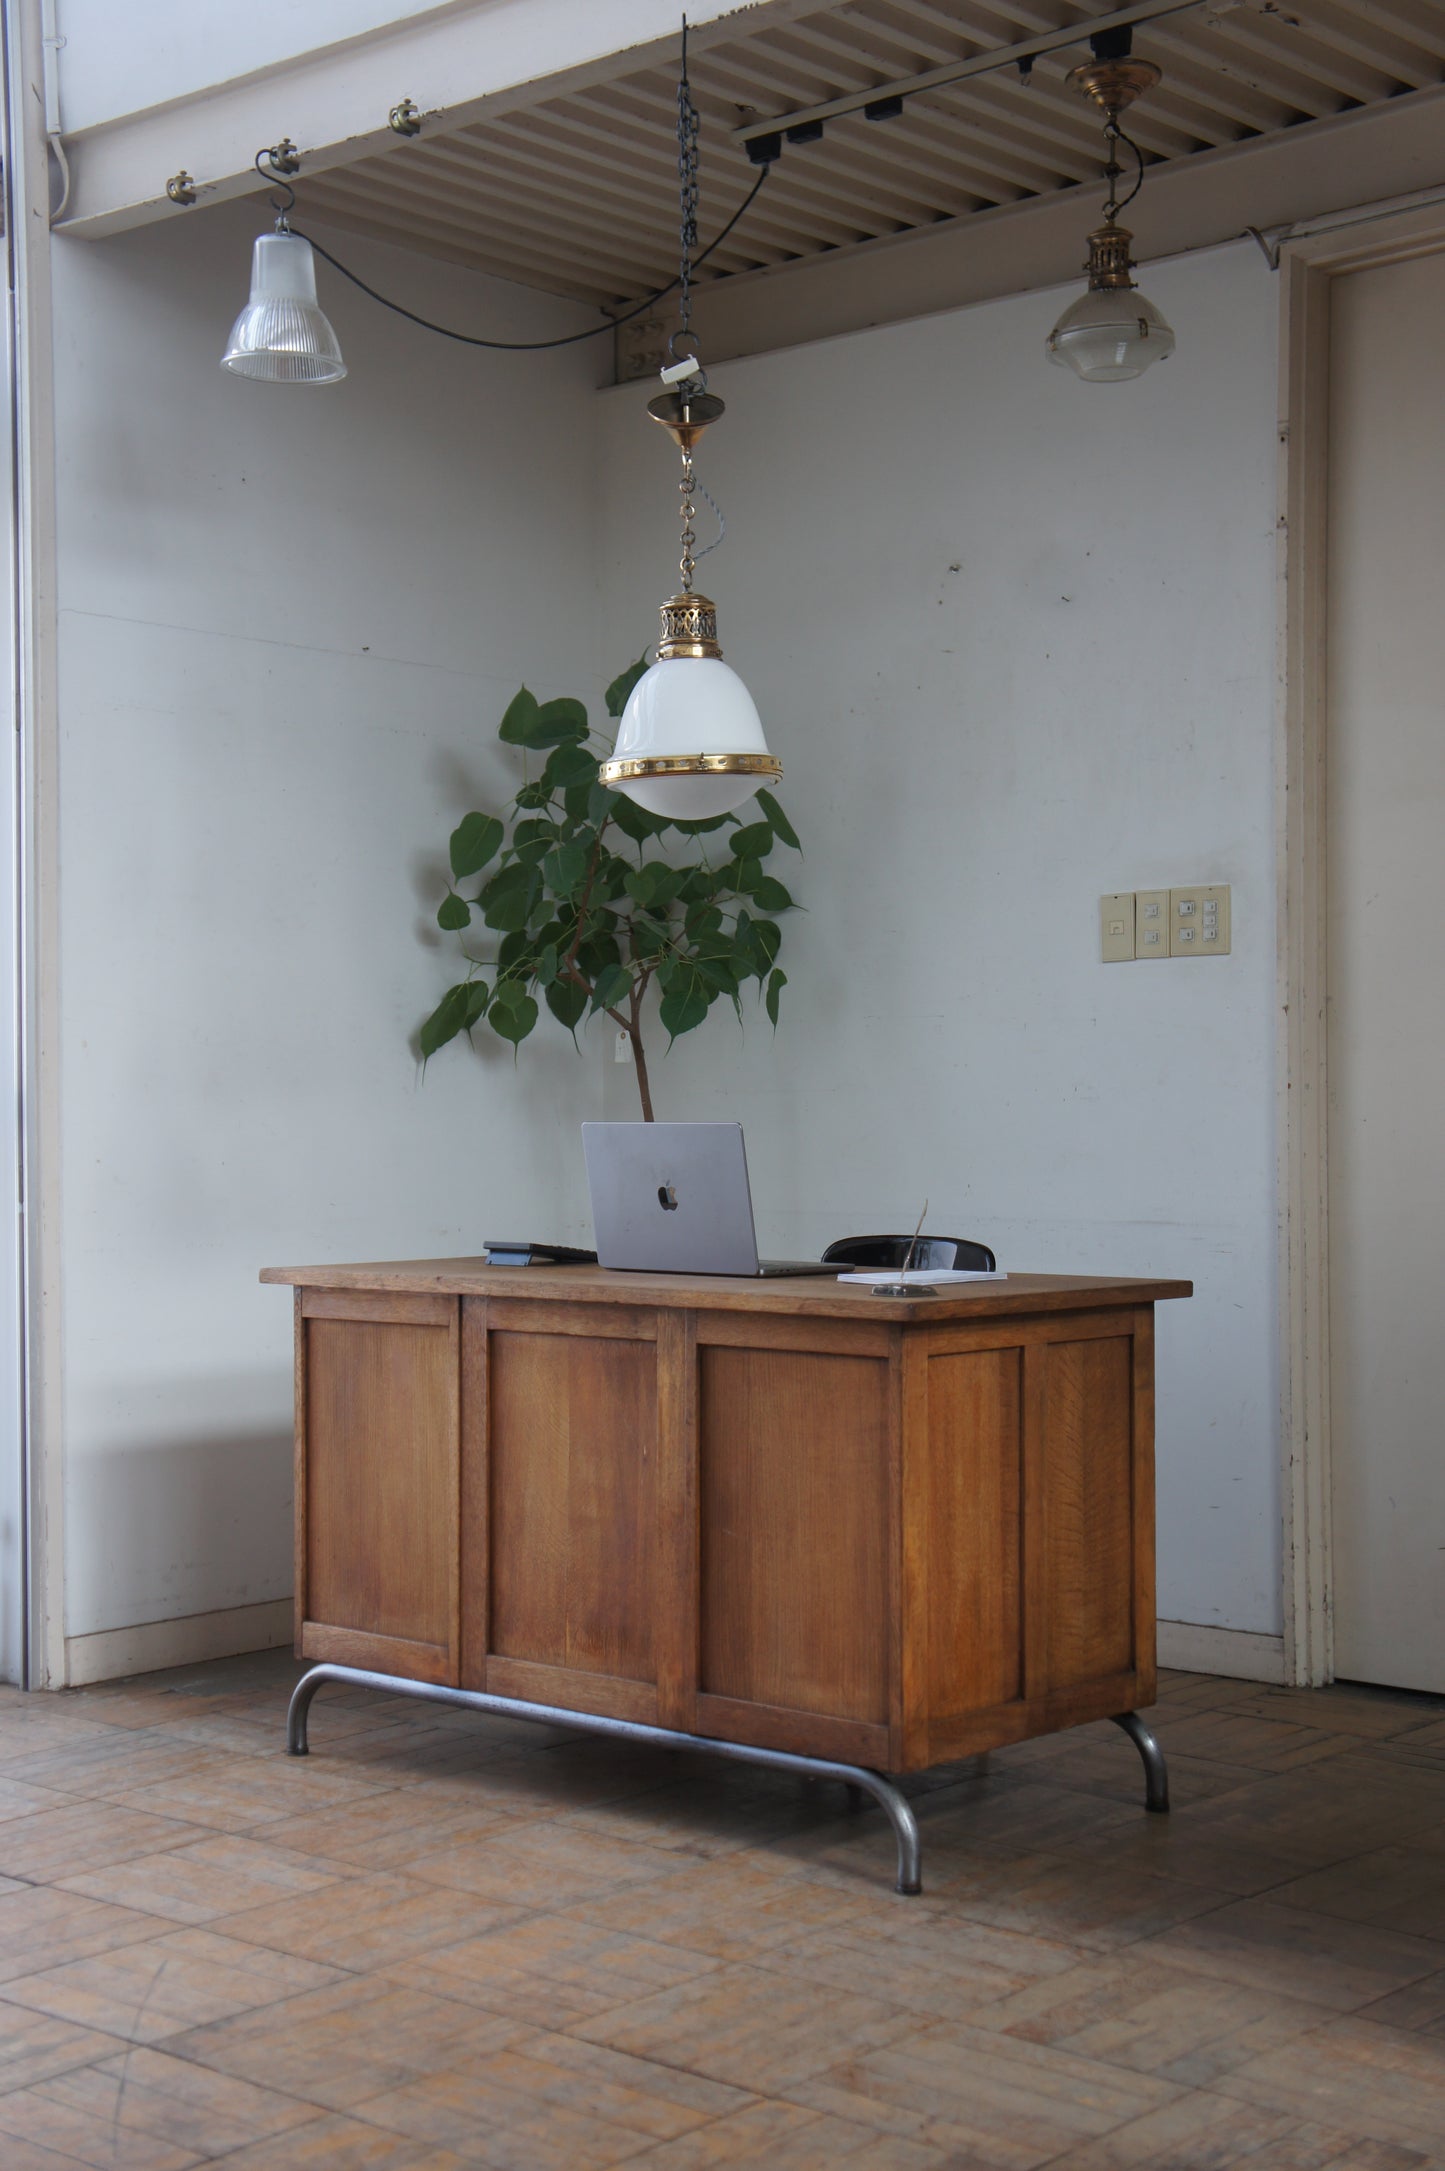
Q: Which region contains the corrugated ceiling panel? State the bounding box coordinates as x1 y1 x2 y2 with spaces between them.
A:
297 0 1444 305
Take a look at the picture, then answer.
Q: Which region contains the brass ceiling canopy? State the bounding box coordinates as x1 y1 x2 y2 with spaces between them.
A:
1065 55 1162 115
645 387 725 454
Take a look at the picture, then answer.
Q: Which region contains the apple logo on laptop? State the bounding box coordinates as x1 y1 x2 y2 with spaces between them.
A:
658 1183 679 1212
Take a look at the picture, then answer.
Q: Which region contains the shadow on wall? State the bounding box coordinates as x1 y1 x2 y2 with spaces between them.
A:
67 1411 293 1638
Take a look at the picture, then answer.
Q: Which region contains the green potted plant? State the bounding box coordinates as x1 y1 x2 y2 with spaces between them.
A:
417 661 799 1120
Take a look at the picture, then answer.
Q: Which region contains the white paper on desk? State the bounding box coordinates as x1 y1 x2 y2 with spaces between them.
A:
836 1268 1008 1284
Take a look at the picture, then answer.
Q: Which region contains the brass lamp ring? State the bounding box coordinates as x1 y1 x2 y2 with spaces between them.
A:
598 752 782 784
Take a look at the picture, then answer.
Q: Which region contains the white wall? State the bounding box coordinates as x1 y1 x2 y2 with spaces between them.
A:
55 0 464 135
598 242 1282 1636
53 199 605 1643
49 201 1284 1653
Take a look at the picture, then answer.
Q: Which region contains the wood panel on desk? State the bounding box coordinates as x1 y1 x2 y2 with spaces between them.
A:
301 1304 459 1681
925 1346 1025 1717
488 1322 659 1689
1040 1332 1136 1691
699 1344 889 1727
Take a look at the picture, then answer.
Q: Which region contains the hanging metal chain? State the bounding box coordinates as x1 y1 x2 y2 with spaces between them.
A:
676 21 700 348
679 451 698 591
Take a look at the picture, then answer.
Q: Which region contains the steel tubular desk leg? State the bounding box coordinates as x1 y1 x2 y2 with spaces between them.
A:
286 1663 924 1895
1112 1710 1170 1812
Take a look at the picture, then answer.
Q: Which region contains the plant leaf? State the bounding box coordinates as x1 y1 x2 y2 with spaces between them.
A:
487 992 539 1044
543 839 590 895
578 929 622 980
730 821 773 861
542 741 599 791
590 961 632 1015
498 686 543 746
632 916 669 960
479 862 538 932
748 917 782 977
751 874 794 914
436 892 472 932
419 983 472 1058
609 793 667 844
449 812 505 881
546 977 587 1030
463 981 489 1026
669 812 735 835
757 790 800 850
727 857 763 896
624 862 682 911
533 696 589 746
696 953 740 996
605 654 650 717
660 985 709 1041
766 967 787 1027
536 942 559 988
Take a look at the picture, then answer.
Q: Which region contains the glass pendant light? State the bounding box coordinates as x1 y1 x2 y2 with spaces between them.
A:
598 27 780 819
222 147 346 385
1047 36 1174 384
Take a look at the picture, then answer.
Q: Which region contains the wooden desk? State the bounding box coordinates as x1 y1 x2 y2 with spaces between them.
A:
262 1258 1191 1889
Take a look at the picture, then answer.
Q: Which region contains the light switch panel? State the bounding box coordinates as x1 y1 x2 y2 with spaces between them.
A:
1134 889 1169 958
1169 884 1231 956
1100 893 1135 963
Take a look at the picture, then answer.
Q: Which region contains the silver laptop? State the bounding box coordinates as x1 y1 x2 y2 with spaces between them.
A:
582 1122 832 1277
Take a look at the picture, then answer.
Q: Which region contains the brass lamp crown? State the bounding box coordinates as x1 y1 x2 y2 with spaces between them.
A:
656 592 723 660
1084 219 1138 291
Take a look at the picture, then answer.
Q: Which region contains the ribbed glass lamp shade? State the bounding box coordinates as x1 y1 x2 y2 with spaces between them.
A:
222 233 347 385
1046 285 1175 382
599 595 781 819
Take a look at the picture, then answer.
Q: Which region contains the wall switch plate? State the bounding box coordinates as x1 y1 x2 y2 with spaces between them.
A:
1134 889 1169 958
1100 893 1135 963
1170 884 1231 956
614 1028 632 1063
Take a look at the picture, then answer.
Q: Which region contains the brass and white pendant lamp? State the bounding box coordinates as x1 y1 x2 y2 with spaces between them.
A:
1047 33 1175 383
599 33 780 818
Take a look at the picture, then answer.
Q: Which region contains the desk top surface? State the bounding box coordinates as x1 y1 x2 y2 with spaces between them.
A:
260 1257 1192 1323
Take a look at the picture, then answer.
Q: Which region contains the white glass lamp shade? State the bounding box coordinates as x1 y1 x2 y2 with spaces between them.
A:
1047 285 1174 382
599 594 781 818
222 233 347 385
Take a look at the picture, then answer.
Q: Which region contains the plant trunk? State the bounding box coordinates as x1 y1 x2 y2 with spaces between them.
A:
629 1027 654 1121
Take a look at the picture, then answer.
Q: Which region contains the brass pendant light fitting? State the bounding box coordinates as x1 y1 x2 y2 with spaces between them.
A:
598 19 781 813
1047 28 1175 381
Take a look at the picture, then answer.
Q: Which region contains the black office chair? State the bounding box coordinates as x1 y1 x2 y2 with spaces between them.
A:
822 1234 997 1272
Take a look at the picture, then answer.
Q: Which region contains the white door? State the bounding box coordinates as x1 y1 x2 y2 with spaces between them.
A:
1327 246 1445 1692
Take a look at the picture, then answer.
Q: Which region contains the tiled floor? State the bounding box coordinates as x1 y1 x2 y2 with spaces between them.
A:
1 1661 1444 2168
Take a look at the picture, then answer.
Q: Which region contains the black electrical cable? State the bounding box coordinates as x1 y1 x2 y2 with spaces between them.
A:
283 161 772 355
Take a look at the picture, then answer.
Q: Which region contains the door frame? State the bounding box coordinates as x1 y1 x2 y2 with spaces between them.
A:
3 0 63 1689
1277 200 1445 1686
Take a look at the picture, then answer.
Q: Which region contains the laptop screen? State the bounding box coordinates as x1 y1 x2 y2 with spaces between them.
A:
582 1122 762 1274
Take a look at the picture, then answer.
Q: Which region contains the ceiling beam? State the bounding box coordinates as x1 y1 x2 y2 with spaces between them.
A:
56 0 826 238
